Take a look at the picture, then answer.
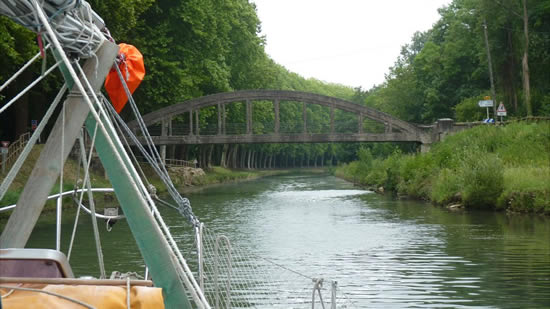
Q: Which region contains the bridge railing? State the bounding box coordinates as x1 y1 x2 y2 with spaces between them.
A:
146 119 390 137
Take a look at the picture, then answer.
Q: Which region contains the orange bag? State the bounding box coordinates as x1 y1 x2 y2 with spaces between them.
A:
104 43 146 113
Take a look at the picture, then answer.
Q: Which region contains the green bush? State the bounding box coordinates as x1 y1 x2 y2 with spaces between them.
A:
334 122 548 213
430 168 462 205
397 153 434 198
455 96 486 122
460 151 504 209
497 167 550 213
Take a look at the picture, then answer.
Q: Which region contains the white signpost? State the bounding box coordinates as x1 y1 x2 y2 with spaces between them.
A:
478 97 494 122
497 103 507 122
478 100 494 108
497 103 507 116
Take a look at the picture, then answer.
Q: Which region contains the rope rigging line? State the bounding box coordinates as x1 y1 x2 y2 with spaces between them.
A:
0 3 365 308
0 60 61 115
67 133 84 261
0 285 96 309
55 99 65 252
101 86 198 227
0 44 50 92
0 84 67 201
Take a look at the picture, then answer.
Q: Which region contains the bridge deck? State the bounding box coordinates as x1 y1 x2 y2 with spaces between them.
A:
143 132 421 145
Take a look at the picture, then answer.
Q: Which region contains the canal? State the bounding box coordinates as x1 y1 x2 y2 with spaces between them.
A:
20 172 550 308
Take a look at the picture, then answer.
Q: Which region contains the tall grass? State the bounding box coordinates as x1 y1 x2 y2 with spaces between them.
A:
334 122 550 214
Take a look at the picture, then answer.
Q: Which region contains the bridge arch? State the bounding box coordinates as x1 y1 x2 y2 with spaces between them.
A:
128 90 431 145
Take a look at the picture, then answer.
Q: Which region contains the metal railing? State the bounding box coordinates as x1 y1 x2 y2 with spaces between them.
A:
1 132 30 174
134 155 196 168
164 158 196 168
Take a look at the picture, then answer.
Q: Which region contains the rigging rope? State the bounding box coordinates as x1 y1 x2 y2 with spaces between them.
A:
55 99 65 252
0 84 67 201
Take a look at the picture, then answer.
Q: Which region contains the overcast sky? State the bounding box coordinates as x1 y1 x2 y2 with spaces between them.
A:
253 0 451 90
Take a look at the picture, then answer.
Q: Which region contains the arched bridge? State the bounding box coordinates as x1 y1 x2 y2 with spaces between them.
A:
128 90 449 147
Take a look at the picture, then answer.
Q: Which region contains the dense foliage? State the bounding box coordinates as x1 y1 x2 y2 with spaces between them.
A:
335 122 550 213
357 0 550 124
1 0 549 168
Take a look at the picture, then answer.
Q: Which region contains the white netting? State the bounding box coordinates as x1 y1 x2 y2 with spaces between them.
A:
192 226 358 308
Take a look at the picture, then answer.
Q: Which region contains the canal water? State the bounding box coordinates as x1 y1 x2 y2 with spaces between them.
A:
18 173 550 308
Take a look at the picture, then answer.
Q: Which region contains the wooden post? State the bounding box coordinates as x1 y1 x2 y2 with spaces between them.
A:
0 42 119 248
274 99 280 134
358 114 363 134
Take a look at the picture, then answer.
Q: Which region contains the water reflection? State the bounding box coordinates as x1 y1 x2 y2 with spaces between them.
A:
15 173 550 308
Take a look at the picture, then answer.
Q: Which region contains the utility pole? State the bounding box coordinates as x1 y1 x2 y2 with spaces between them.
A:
483 19 497 122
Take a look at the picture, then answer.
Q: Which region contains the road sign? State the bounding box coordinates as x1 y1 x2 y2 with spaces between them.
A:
31 119 38 130
1 141 10 147
0 147 7 154
483 118 495 123
497 103 507 116
478 100 494 108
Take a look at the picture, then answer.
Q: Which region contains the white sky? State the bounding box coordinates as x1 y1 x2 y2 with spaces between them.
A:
253 0 451 89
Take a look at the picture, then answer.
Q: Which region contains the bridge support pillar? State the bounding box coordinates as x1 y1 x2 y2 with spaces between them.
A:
246 100 252 134
274 99 280 133
189 110 193 135
330 107 335 133
160 117 171 164
435 118 455 142
195 109 200 135
217 103 222 135
222 104 226 134
303 102 307 133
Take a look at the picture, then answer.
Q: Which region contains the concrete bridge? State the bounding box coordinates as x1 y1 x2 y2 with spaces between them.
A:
128 90 461 151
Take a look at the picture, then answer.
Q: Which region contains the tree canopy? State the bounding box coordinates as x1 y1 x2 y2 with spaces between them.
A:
1 0 548 166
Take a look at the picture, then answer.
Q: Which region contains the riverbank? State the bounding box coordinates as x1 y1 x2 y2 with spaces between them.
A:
0 145 300 217
334 122 550 215
146 165 294 194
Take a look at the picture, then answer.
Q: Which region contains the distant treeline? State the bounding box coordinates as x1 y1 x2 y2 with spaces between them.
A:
1 0 549 166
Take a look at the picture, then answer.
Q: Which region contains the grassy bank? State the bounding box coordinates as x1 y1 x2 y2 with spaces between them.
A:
0 144 291 217
334 122 550 214
0 145 114 219
145 165 291 193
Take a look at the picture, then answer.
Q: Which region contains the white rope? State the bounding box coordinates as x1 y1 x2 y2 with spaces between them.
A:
126 277 131 309
0 285 96 309
56 99 65 252
0 188 117 214
0 60 61 115
0 44 50 92
100 96 211 308
78 123 107 279
0 84 67 201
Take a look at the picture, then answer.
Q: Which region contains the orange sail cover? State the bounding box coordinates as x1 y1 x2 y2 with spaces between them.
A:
104 43 145 113
1 283 165 309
